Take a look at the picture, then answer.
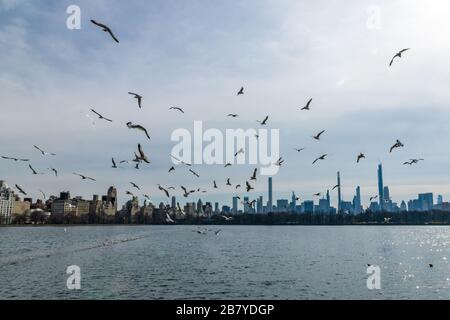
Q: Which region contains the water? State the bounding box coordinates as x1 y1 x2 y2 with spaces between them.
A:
1 225 450 299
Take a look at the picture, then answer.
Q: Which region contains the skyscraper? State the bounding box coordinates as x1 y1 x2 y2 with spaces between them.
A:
354 186 362 214
232 196 238 214
337 172 342 213
268 177 273 213
377 163 384 211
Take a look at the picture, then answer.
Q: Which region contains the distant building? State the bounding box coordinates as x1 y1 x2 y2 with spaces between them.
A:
268 177 273 213
418 193 433 212
276 199 289 213
303 201 314 214
232 196 238 215
378 164 384 211
0 181 14 224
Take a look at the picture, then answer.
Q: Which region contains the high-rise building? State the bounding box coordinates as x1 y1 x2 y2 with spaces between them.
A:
0 181 14 225
268 177 273 213
337 172 342 213
378 163 384 211
418 193 433 211
303 201 314 214
244 196 250 213
277 199 289 213
257 196 263 214
353 186 362 214
232 196 238 214
290 192 297 212
171 196 176 209
438 195 443 205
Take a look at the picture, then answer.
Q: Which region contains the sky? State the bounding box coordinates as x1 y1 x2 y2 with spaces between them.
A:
1 0 450 209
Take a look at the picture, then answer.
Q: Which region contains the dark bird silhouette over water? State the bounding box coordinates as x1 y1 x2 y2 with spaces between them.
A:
213 180 218 189
389 48 410 67
90 20 119 43
128 92 143 108
313 130 325 141
246 181 254 192
29 165 43 175
250 168 257 180
189 169 200 178
390 139 404 153
34 145 56 156
91 109 112 122
224 163 232 168
404 158 424 165
294 148 305 153
312 154 327 164
130 182 141 190
15 184 27 195
111 158 117 168
237 87 244 96
48 168 58 176
73 172 96 181
1 156 29 162
313 192 321 197
301 98 313 110
332 184 340 191
228 114 239 118
158 185 170 198
357 153 365 163
170 107 184 113
168 166 175 173
369 195 378 202
226 178 232 186
126 122 150 140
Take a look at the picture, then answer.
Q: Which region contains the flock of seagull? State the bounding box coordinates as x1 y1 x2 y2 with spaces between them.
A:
1 19 424 214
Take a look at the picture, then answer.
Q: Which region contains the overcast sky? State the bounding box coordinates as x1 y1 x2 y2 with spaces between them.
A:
1 0 450 208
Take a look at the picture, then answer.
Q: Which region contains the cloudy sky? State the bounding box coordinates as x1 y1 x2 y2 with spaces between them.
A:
1 0 450 208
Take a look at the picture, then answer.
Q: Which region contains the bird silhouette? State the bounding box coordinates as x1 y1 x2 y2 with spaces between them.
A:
313 130 325 140
15 184 27 195
91 109 112 122
128 92 143 108
170 107 184 113
137 144 150 163
111 158 117 168
250 168 257 180
237 87 244 95
90 20 119 43
1 156 29 162
301 98 313 110
294 148 305 153
257 115 269 125
33 145 56 156
73 172 96 181
390 139 404 153
357 153 365 163
126 122 150 140
246 181 254 192
312 154 327 165
130 182 141 190
389 48 410 67
158 185 170 198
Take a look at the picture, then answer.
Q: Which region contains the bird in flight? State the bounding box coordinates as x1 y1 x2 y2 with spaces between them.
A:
301 98 313 110
357 153 365 163
73 173 96 181
257 115 269 125
384 217 392 224
126 191 134 196
213 180 218 189
137 144 150 163
168 166 175 173
234 148 245 157
294 148 305 153
170 154 191 166
226 178 232 186
389 48 410 67
91 109 112 122
313 192 321 197
250 168 257 181
189 169 200 178
33 145 56 156
111 158 118 169
1 156 29 162
369 195 378 202
275 157 284 166
332 184 340 191
158 185 170 198
90 20 119 43
143 194 151 201
221 215 234 221
228 114 239 118
404 158 424 165
130 182 141 191
224 163 232 168
128 92 143 108
237 87 244 96
235 184 241 189
29 165 43 175
312 154 327 165
15 184 27 195
313 130 326 140
39 189 46 200
170 107 184 113
390 139 404 153
246 181 254 192
48 168 58 176
181 186 192 198
126 122 150 140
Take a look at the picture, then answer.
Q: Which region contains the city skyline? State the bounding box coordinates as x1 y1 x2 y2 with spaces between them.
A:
2 1 450 208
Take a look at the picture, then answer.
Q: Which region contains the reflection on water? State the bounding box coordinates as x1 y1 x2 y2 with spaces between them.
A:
1 225 450 299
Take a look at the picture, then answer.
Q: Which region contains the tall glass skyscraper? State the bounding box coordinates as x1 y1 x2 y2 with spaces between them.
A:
378 164 384 211
268 177 273 212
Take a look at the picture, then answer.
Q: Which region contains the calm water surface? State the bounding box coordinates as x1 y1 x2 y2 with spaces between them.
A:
1 225 450 299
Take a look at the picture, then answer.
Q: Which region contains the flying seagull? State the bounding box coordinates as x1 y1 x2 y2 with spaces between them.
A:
389 48 410 67
90 20 119 43
73 173 96 181
91 109 112 122
226 178 232 186
313 192 321 197
275 157 284 166
390 139 404 153
246 181 254 192
48 168 58 176
250 168 257 180
257 115 269 125
15 184 27 195
128 92 143 108
170 107 184 113
235 184 241 189
111 158 117 168
28 165 43 175
1 156 29 162
168 166 175 173
228 114 239 118
224 163 232 168
33 145 56 156
294 148 305 153
237 87 244 96
170 154 191 166
213 180 218 189
332 184 340 191
181 186 191 198
143 194 151 200
312 154 327 165
301 98 313 110
369 195 378 202
234 148 244 157
126 191 134 196
313 130 326 140
221 215 234 221
137 144 150 163
130 182 141 191
357 153 365 163
158 185 170 198
189 169 200 178
39 189 46 200
126 122 150 140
